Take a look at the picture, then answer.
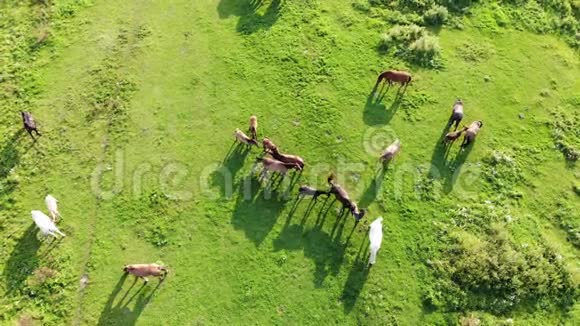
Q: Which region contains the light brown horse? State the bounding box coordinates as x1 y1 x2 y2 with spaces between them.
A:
249 115 258 140
234 128 259 147
379 139 401 163
374 70 412 92
461 121 483 149
123 263 168 283
256 157 300 177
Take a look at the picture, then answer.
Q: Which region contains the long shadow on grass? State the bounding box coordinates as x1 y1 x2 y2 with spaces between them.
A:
231 174 288 246
211 142 252 198
358 165 386 209
0 129 25 179
4 223 41 293
273 199 356 287
428 124 475 194
443 141 474 193
217 0 282 34
341 237 370 313
97 274 164 326
362 92 403 126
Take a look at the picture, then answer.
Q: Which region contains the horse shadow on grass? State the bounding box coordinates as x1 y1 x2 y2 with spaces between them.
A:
341 238 370 313
273 196 356 287
211 142 253 198
217 0 282 34
358 165 387 209
429 126 475 194
4 223 42 293
97 274 164 326
231 173 288 247
0 129 26 179
362 89 404 126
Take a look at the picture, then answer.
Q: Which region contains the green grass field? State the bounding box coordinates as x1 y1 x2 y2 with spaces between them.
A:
1 0 579 325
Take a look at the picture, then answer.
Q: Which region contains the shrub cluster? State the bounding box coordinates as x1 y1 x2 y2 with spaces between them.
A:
427 226 577 314
481 151 525 198
550 105 580 162
378 24 441 67
367 0 580 50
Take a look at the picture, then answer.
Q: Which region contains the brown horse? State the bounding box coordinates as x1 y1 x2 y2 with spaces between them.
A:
461 121 483 149
256 157 300 177
262 137 278 153
269 147 305 169
373 70 412 93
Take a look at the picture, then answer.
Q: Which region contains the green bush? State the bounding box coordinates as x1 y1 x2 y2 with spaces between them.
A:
408 34 441 64
423 5 449 25
550 106 580 162
431 227 576 314
378 24 441 67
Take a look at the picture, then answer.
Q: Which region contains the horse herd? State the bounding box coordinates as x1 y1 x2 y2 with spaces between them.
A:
18 69 483 284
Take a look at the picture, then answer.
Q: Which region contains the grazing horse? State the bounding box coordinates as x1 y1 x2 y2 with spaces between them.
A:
269 147 305 169
256 157 300 178
249 115 258 140
327 174 365 221
21 111 41 139
448 99 464 131
461 121 483 149
379 139 401 164
262 137 278 153
123 264 168 283
234 128 259 147
373 70 412 93
443 127 467 145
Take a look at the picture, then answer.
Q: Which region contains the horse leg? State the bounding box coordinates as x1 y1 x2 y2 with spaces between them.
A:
25 128 35 140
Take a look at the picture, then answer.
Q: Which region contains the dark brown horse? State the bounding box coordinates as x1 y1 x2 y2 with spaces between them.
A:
373 70 412 93
327 174 365 221
21 111 41 139
448 99 464 131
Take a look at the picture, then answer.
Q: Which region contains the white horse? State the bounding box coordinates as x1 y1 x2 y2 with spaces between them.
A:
31 210 65 238
45 194 61 221
368 217 383 265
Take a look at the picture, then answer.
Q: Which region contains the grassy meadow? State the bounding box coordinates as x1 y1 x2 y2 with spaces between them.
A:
0 0 579 325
